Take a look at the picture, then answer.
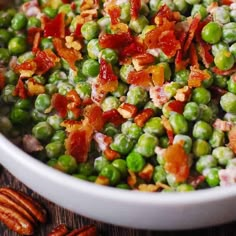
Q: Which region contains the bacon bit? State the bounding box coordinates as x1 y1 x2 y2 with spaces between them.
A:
117 103 138 119
132 53 155 71
138 163 154 182
134 108 154 127
163 142 190 182
127 70 152 87
175 50 189 72
104 148 121 161
120 39 144 58
80 9 98 20
138 184 158 192
91 82 106 104
34 49 59 75
61 120 83 132
27 27 42 52
80 0 96 11
97 59 118 92
65 127 93 163
27 78 45 96
174 86 191 102
99 32 133 50
0 72 5 90
51 93 68 118
161 115 174 145
66 90 81 105
74 23 83 38
44 13 65 38
65 36 82 51
220 0 234 5
102 109 126 126
211 65 236 76
213 119 233 132
130 0 141 20
108 5 121 25
167 100 185 114
189 43 199 68
149 85 170 108
188 175 205 189
154 5 181 24
14 60 37 78
53 38 82 71
95 176 110 185
93 132 112 152
148 65 165 86
156 182 172 190
14 78 28 99
22 135 43 153
84 104 104 131
127 171 137 189
188 66 211 88
183 15 201 54
110 23 129 34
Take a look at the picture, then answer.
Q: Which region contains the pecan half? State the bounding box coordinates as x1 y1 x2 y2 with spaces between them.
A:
67 224 97 236
0 187 47 235
48 224 70 236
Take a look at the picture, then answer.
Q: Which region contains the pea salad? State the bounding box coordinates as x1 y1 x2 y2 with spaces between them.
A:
1 0 236 192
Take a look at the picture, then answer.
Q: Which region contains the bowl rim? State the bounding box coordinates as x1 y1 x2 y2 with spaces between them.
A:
1 133 236 206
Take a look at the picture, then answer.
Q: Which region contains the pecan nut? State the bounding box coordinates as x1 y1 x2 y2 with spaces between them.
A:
48 223 70 236
0 187 47 235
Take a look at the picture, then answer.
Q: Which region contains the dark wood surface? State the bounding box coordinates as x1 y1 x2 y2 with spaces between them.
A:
1 167 236 236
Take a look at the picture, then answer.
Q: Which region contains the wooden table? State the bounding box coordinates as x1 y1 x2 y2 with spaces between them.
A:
1 167 236 236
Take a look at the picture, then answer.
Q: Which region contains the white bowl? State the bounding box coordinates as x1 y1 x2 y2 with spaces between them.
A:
1 133 236 230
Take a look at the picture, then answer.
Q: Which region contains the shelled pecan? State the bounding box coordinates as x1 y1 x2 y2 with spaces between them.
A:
48 224 97 236
0 187 47 235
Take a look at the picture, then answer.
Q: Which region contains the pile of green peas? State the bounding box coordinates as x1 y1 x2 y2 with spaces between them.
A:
1 0 236 192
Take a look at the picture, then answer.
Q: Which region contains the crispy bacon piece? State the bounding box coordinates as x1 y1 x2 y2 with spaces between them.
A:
161 115 174 144
27 78 45 96
127 70 152 87
228 126 236 154
148 65 165 86
120 39 144 58
102 109 126 126
175 50 189 72
175 86 191 102
27 27 42 52
97 59 118 92
134 108 154 127
108 5 121 25
53 38 82 71
44 13 65 38
163 142 190 182
188 175 205 189
220 0 234 5
138 163 154 182
93 132 112 152
188 66 211 88
213 119 233 132
132 53 155 71
99 32 133 49
117 103 137 119
14 60 37 78
189 43 199 68
51 93 68 118
211 65 236 76
130 0 141 20
104 148 121 161
14 78 28 99
167 100 185 114
0 72 5 90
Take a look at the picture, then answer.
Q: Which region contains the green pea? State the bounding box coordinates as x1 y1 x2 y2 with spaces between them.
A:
45 84 58 95
97 16 111 33
196 155 218 174
202 70 214 88
198 104 214 123
31 109 47 123
149 0 161 12
227 76 236 94
57 82 73 95
0 48 10 65
174 0 189 14
32 121 53 141
191 4 207 20
47 159 58 168
11 13 27 31
212 42 229 57
42 7 58 18
40 38 54 50
174 69 190 86
222 22 236 44
100 48 118 65
47 114 63 130
214 50 234 71
120 64 134 83
51 130 66 142
45 141 65 159
121 121 143 140
120 3 131 23
48 70 67 84
209 129 225 148
0 29 12 46
103 123 119 137
129 15 148 33
111 82 128 98
15 99 32 110
183 102 200 121
126 152 146 172
204 168 220 187
173 134 192 154
192 87 211 105
10 107 30 125
143 117 165 136
169 113 188 134
94 156 110 172
134 133 158 158
110 134 135 155
193 139 211 157
73 174 88 181
8 36 27 55
126 86 148 108
153 166 167 183
1 84 17 104
0 10 13 28
116 183 131 190
159 136 169 148
81 21 99 41
112 159 128 178
226 158 236 169
220 92 236 114
78 162 95 176
164 82 181 98
0 116 13 135
193 121 213 140
82 59 100 77
87 39 101 59
27 16 41 29
176 184 195 192
166 173 178 187
185 0 200 4
213 75 228 88
35 94 51 113
224 112 236 122
75 82 91 99
101 96 120 112
212 147 234 166
17 51 35 64
100 164 121 185
213 6 230 24
201 22 222 44
57 154 78 174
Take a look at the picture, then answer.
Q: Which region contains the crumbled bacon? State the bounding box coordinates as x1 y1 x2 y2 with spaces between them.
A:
103 148 121 161
161 115 174 145
102 109 126 126
188 66 211 88
211 65 236 76
150 85 170 108
51 93 68 118
167 100 185 114
22 135 43 153
108 5 121 25
27 27 42 52
14 60 37 78
93 132 112 152
0 72 5 90
164 142 189 182
188 175 205 189
120 38 144 58
174 86 191 102
117 103 137 119
134 108 154 127
130 0 141 20
213 119 233 132
132 53 155 71
127 70 152 87
14 78 28 99
138 163 154 182
228 126 236 154
27 78 45 96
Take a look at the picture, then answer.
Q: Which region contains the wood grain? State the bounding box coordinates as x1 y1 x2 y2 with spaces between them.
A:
1 167 236 236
